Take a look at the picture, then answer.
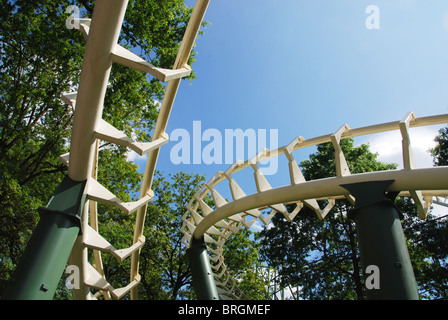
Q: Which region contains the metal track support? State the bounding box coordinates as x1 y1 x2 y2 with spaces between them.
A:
5 176 87 299
187 237 219 300
341 180 419 300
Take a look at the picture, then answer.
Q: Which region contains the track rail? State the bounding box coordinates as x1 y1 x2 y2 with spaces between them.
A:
180 112 448 299
61 0 209 299
60 1 447 300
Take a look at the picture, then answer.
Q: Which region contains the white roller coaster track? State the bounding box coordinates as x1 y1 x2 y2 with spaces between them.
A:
60 0 448 301
61 0 210 299
180 111 448 300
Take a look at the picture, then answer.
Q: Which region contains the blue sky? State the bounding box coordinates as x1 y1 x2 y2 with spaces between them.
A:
130 1 448 208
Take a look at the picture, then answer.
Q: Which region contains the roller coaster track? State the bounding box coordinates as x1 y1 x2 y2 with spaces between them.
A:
13 0 447 301
59 0 209 299
180 112 448 299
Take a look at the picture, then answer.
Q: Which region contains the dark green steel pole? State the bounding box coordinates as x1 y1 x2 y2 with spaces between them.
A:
341 180 419 300
5 175 86 300
187 237 219 300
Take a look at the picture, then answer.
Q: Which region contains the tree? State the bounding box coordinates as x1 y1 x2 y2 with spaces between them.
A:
0 1 83 290
415 126 448 299
222 227 271 300
399 197 448 299
94 171 270 300
0 0 206 298
93 171 204 300
430 127 448 166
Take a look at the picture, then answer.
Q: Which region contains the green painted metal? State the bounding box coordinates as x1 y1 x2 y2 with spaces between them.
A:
5 175 87 300
187 237 219 300
342 180 419 300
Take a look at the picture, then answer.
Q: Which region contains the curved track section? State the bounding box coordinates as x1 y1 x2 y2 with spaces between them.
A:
180 112 448 299
61 0 209 299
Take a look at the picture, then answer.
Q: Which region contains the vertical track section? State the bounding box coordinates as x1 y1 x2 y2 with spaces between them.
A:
67 0 132 300
9 0 210 300
68 0 129 182
129 0 210 300
67 0 209 299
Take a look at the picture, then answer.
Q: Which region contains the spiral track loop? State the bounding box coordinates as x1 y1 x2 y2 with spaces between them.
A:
180 112 448 299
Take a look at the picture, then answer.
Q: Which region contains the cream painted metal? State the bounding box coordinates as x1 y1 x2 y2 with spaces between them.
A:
180 112 448 299
58 0 447 301
61 0 209 299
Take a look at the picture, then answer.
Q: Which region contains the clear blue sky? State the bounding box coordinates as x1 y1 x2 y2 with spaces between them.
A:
133 1 448 199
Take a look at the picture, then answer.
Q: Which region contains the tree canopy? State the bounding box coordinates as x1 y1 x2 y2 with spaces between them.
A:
430 127 448 167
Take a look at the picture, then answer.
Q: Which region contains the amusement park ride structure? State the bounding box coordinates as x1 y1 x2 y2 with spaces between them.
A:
4 0 448 300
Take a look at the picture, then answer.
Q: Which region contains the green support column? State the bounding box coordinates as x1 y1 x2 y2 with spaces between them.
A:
5 175 87 300
341 180 419 300
187 237 219 300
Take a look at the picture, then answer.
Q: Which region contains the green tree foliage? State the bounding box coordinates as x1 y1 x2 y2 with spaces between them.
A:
0 1 84 293
399 197 448 299
222 228 271 299
92 171 204 300
416 126 448 299
430 127 448 166
0 0 205 298
91 171 269 300
257 139 447 299
141 171 206 300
